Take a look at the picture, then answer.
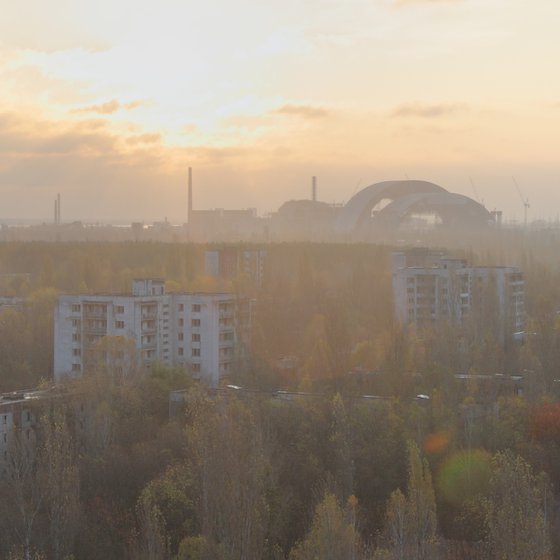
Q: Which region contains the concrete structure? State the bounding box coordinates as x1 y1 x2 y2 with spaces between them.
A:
392 250 524 338
54 279 251 386
205 247 266 287
0 390 45 468
336 180 493 238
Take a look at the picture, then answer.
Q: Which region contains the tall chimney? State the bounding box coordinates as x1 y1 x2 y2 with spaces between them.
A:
312 176 317 202
188 167 193 222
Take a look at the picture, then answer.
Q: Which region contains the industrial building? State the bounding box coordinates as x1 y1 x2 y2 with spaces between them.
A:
186 177 495 242
54 279 251 387
392 251 524 338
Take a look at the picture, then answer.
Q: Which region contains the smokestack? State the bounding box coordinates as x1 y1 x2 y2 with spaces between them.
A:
188 167 193 222
57 193 61 225
312 176 317 202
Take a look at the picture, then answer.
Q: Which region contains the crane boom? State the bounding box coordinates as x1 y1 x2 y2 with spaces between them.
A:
512 176 530 228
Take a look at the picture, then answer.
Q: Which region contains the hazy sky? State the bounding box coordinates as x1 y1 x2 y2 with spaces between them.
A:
2 0 560 222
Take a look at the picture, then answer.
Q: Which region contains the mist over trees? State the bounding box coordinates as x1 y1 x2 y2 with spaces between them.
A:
2 235 560 557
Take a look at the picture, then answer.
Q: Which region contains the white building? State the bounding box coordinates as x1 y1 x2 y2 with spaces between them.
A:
0 390 40 468
54 279 251 386
392 251 524 338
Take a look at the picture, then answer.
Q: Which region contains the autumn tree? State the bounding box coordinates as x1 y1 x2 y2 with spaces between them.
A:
289 493 363 560
486 451 551 560
41 406 80 560
383 441 439 560
188 399 269 560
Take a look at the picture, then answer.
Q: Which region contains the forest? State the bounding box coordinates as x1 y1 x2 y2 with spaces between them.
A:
1 233 560 559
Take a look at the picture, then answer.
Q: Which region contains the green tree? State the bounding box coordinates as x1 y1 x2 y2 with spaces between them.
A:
41 407 80 560
289 493 362 560
189 399 269 560
486 451 551 560
384 441 439 560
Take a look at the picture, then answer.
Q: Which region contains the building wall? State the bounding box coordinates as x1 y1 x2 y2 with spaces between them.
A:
392 252 524 338
0 396 38 467
54 279 250 387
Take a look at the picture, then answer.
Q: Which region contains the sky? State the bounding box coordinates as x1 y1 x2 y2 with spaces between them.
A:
2 0 560 223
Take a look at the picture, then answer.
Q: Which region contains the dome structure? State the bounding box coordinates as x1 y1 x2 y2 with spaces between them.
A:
335 180 491 235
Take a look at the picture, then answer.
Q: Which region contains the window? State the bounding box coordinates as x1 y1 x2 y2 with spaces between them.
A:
178 304 184 312
192 319 200 327
192 348 200 357
72 363 81 372
2 415 6 424
178 332 184 341
72 348 81 357
192 363 201 373
115 305 125 314
192 333 200 342
178 318 184 327
115 320 125 329
72 333 81 342
71 303 81 313
192 304 201 312
2 433 6 443
178 347 184 356
71 318 80 328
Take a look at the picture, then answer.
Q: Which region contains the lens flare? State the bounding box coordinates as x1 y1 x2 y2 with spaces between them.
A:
437 449 492 505
423 431 451 454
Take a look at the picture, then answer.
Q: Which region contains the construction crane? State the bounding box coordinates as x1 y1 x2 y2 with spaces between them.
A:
512 176 530 229
469 176 484 206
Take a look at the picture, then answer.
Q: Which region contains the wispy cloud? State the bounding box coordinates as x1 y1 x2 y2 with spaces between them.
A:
274 104 330 119
72 99 144 115
391 102 469 118
125 133 161 145
394 0 462 6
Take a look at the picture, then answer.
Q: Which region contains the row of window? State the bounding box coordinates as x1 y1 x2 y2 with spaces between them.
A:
73 303 201 315
177 304 202 312
178 332 200 342
178 318 201 327
178 348 200 357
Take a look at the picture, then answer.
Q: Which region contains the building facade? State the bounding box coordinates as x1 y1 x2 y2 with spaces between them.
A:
205 247 267 287
54 279 251 386
392 251 524 338
0 390 42 469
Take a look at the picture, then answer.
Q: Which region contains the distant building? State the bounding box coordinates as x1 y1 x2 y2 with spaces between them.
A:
54 279 252 387
0 296 25 311
0 389 44 467
392 250 524 338
269 200 341 241
189 209 265 241
205 247 266 287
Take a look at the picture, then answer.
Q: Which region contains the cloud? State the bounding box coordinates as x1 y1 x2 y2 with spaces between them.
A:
72 99 144 115
125 133 161 146
391 102 470 118
274 104 330 119
0 108 269 220
394 0 461 5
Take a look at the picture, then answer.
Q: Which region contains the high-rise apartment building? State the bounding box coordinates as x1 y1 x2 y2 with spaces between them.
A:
54 279 251 386
392 251 524 338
